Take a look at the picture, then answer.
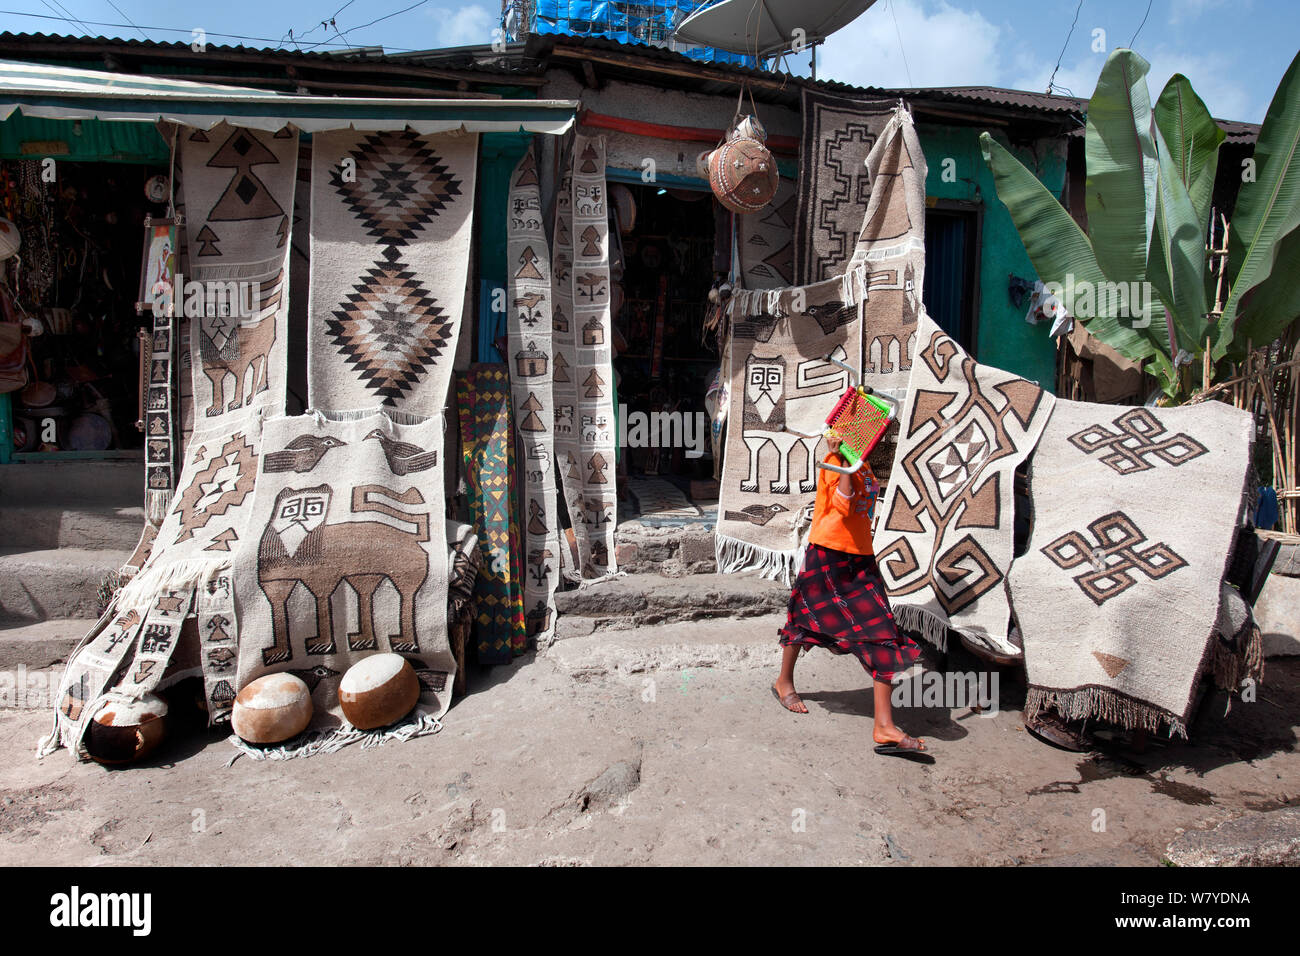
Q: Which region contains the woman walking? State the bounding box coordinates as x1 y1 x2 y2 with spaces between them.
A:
771 452 928 757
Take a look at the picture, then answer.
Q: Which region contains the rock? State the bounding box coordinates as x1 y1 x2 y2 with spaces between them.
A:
580 759 641 810
1165 807 1300 866
677 532 715 565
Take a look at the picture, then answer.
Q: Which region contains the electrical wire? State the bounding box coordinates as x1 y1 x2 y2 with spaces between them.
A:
47 0 92 33
1047 0 1084 95
36 0 86 34
103 0 149 40
298 0 432 52
887 0 913 88
1129 0 1153 48
0 8 395 49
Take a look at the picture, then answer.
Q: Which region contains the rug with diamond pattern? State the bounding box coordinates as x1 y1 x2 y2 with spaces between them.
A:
309 129 477 416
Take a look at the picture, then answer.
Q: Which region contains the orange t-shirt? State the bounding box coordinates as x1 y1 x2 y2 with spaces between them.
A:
807 453 878 556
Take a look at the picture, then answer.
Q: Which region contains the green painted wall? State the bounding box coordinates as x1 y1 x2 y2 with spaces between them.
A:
917 123 1067 392
475 132 533 363
0 114 169 163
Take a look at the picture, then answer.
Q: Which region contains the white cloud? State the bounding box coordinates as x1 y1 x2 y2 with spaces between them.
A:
817 0 1004 89
1167 0 1229 27
434 4 496 49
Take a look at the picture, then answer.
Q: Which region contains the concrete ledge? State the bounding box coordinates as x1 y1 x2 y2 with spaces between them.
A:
0 459 143 505
1256 573 1300 658
0 505 145 551
543 614 785 679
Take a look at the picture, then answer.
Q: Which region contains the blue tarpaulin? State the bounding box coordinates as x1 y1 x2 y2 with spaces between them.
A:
515 1 757 66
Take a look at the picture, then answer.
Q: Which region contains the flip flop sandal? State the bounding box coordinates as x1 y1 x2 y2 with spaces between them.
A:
770 685 807 714
874 736 934 762
958 632 1023 667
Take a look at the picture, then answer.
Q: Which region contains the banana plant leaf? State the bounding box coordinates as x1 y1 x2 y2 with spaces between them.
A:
1155 74 1224 233
1085 50 1160 287
1216 48 1300 359
1149 123 1211 357
1232 218 1300 351
980 132 1155 364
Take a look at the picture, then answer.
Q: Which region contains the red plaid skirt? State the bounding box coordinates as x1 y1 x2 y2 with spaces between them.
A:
778 544 921 681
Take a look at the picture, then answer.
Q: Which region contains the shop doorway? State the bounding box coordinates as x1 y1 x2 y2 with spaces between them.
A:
610 181 721 487
2 159 168 460
923 203 981 354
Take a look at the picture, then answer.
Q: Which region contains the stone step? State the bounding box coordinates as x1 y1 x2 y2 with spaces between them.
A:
0 618 96 670
0 504 146 551
554 571 787 639
0 548 127 624
613 520 716 576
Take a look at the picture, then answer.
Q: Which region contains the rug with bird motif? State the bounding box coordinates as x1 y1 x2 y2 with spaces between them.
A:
308 128 478 417
506 146 561 644
457 366 527 664
230 408 456 752
715 274 864 585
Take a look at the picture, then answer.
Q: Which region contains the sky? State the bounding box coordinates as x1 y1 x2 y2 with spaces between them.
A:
0 0 1294 122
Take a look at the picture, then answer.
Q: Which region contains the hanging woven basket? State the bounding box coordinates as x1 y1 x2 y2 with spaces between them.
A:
706 121 778 214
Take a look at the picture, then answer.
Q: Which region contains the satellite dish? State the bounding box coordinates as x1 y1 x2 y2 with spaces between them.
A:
673 0 878 58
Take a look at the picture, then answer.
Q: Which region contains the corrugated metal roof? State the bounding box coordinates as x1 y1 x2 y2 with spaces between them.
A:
0 31 531 78
0 31 1261 142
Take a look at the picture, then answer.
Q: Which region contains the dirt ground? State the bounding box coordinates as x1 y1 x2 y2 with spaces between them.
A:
1 621 1296 866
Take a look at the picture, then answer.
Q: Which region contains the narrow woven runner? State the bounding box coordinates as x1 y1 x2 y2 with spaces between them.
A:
1010 398 1253 735
308 129 477 417
142 220 178 523
554 132 618 577
506 146 560 643
457 366 526 663
550 147 585 576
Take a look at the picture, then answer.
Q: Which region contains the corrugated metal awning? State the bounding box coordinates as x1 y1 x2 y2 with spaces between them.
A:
0 59 577 134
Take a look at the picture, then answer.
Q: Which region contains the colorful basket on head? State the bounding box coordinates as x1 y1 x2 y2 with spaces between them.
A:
825 387 894 468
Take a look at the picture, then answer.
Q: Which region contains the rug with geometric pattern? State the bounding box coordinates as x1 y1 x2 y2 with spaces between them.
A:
309 129 477 417
1010 397 1253 735
873 311 1055 657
